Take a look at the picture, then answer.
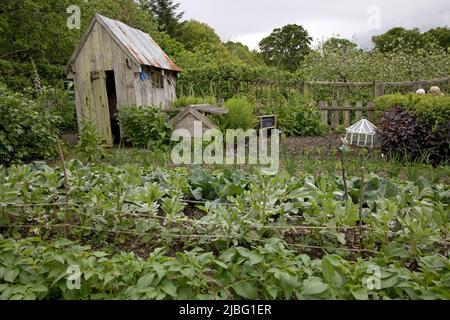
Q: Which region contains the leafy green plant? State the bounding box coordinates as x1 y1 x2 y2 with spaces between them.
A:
117 106 172 150
35 86 76 131
0 83 59 165
260 93 326 136
374 94 450 129
218 97 257 130
75 121 104 163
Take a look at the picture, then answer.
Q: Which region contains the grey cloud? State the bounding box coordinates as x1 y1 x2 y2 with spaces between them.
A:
178 0 450 49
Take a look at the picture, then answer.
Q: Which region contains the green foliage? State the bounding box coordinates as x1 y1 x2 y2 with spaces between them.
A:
177 20 221 51
425 27 450 51
372 27 435 53
224 41 265 66
35 86 76 131
141 0 184 37
374 94 450 129
170 96 217 109
75 121 104 163
0 162 449 300
117 106 172 149
0 83 59 165
259 24 312 72
322 38 358 54
259 93 325 136
1 236 448 300
219 97 257 130
301 44 450 83
0 0 159 90
177 63 300 99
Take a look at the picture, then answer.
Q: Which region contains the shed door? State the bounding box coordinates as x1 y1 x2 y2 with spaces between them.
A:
91 70 113 146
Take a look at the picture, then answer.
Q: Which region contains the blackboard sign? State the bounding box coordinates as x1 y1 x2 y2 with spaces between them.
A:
260 115 277 129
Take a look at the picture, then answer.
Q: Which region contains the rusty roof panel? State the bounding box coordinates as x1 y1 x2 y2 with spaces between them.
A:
97 14 181 72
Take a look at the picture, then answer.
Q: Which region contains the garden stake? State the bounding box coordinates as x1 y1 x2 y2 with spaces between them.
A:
359 167 365 249
56 137 70 238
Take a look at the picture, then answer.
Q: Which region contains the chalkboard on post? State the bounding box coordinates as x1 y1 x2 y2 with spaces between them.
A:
259 115 277 130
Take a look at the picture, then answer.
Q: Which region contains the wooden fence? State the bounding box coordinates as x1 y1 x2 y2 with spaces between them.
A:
306 76 450 98
178 75 450 100
316 100 375 128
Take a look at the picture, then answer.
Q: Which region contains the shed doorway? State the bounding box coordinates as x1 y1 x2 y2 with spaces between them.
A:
105 70 120 144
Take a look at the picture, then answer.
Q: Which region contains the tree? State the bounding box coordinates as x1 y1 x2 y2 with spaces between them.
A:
322 37 358 54
372 27 434 53
178 20 221 51
224 41 265 66
259 24 312 72
141 0 184 37
425 27 450 51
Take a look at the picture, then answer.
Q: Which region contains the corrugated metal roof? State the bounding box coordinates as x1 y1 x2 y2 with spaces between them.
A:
97 14 181 72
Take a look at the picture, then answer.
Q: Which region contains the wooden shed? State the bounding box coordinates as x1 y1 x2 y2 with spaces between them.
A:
65 14 182 146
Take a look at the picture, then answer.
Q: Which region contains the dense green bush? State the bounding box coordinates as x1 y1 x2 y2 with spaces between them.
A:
177 63 302 99
379 106 449 165
374 94 450 130
35 86 77 131
0 83 59 165
218 97 257 130
0 59 64 93
260 93 326 136
117 106 172 149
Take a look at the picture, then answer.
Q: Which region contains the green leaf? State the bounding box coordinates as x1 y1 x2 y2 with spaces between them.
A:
302 277 329 296
30 283 48 293
236 247 263 266
137 273 155 289
233 281 258 300
3 269 19 283
350 286 369 300
160 279 177 298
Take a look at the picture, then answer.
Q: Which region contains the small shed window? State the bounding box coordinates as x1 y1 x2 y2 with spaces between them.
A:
151 70 164 89
142 66 164 89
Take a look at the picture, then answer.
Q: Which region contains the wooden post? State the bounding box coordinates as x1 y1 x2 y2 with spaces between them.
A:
319 101 328 126
374 81 384 97
331 100 340 128
56 138 70 238
355 101 363 122
344 100 351 127
367 102 375 123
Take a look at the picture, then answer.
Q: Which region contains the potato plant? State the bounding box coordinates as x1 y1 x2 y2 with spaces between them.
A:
0 161 449 300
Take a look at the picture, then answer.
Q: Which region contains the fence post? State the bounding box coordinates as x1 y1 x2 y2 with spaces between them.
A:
374 81 384 97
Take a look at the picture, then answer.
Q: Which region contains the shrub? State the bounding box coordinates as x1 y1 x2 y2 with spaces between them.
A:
218 97 257 130
379 106 449 165
117 106 172 149
75 121 104 163
35 86 77 131
171 96 217 109
0 83 59 165
374 94 450 130
260 93 325 136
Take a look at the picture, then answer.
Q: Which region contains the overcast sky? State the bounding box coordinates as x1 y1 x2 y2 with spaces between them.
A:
178 0 450 50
